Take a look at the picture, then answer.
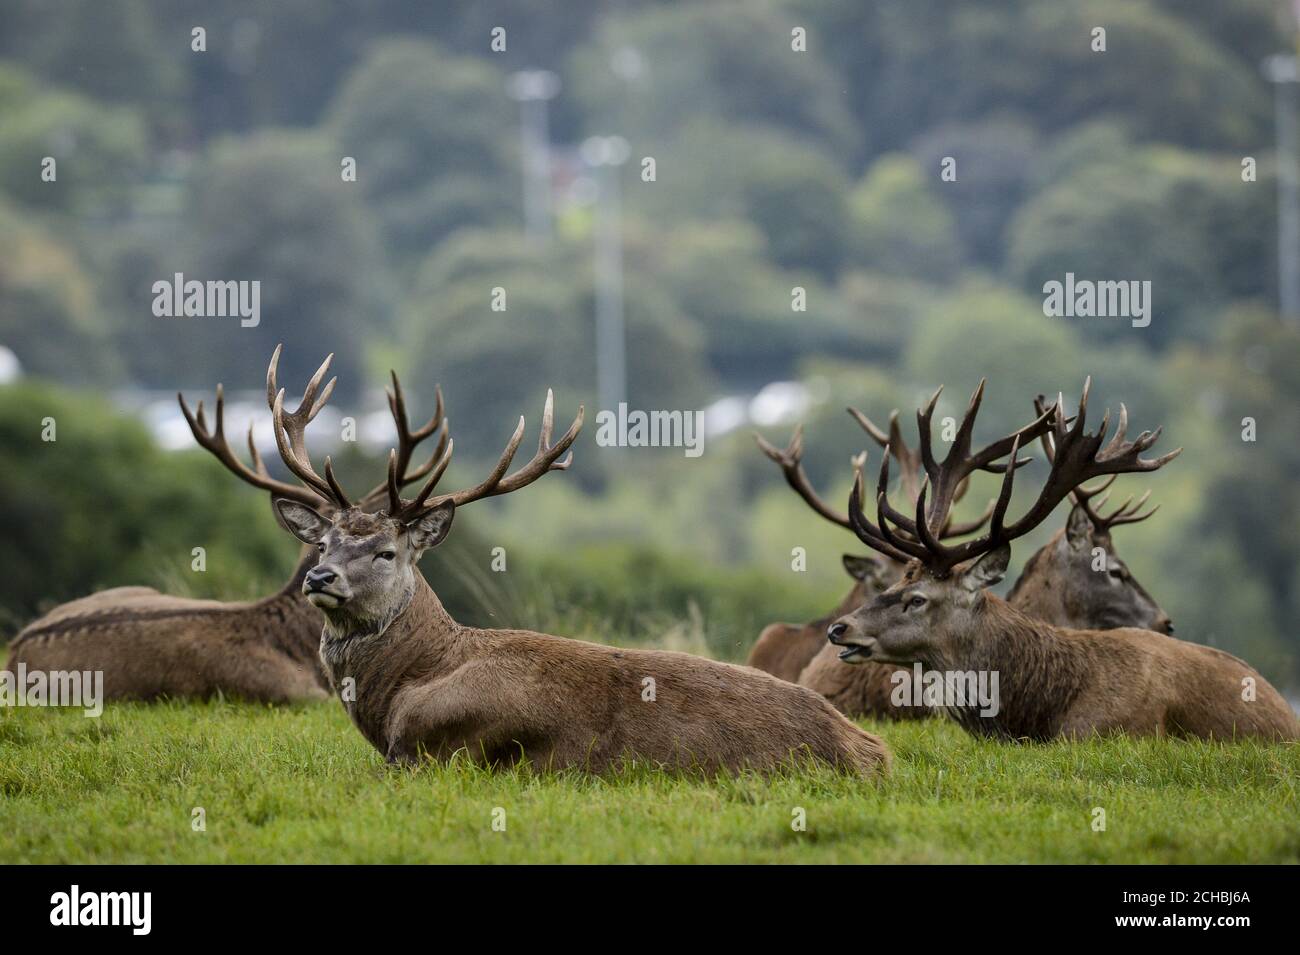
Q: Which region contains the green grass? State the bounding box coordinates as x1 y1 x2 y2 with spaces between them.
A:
1 700 1297 863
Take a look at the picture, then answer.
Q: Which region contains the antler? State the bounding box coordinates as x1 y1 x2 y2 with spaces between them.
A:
849 379 1181 575
1032 394 1161 535
755 407 997 539
393 389 584 521
266 345 351 510
357 373 449 510
178 382 329 509
847 405 994 537
754 425 854 529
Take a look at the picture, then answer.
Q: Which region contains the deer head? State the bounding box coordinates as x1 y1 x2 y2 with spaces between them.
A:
827 379 1180 667
260 347 583 637
1008 394 1173 634
178 344 448 520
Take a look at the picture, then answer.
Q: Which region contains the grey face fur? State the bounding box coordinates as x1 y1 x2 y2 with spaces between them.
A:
1053 505 1172 634
275 499 455 638
827 546 1010 667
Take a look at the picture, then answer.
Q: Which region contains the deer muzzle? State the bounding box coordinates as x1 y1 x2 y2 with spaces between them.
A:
827 619 877 662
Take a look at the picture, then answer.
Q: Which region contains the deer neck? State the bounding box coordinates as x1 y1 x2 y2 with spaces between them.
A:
928 594 1088 741
319 574 462 755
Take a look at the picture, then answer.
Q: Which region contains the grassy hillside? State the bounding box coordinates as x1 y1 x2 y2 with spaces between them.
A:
2 697 1296 864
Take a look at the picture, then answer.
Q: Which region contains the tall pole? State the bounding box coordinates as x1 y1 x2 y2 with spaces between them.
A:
583 136 630 413
507 71 560 242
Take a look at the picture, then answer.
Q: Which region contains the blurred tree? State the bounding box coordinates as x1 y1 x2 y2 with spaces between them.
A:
1006 147 1274 349
0 69 149 216
108 130 389 395
400 228 714 448
631 121 852 280
0 201 120 384
908 117 1038 269
570 2 861 159
0 0 185 127
326 38 517 265
847 153 965 282
789 0 1269 156
0 381 290 632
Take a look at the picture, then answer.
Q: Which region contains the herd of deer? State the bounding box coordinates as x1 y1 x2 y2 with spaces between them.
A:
5 347 1297 778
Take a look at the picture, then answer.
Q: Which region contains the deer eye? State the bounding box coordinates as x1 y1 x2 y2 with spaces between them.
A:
376 551 396 562
904 594 927 611
1108 567 1125 581
316 543 326 553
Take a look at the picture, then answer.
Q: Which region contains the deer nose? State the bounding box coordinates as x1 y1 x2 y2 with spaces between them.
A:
305 568 337 589
827 622 849 644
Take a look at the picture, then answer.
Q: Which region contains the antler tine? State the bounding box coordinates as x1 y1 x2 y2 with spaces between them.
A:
845 460 920 564
915 378 1054 542
866 380 1179 575
1032 394 1165 536
399 393 584 520
178 380 327 509
874 442 922 540
986 379 1180 549
755 425 852 529
1103 490 1161 528
266 347 350 509
358 376 448 508
846 403 991 540
849 406 924 505
916 385 943 482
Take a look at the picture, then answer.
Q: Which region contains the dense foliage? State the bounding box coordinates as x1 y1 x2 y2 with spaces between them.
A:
0 1 1295 686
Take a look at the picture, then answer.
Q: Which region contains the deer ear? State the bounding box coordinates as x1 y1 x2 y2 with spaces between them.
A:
1066 504 1093 549
960 544 1010 592
274 498 332 545
406 500 455 552
842 554 885 583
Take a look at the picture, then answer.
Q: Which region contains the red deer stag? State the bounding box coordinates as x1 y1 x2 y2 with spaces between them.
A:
4 348 444 703
266 352 890 776
1004 395 1171 633
792 388 1177 718
828 381 1299 741
749 415 992 683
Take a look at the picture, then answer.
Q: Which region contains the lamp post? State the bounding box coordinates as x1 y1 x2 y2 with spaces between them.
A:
582 135 630 415
1265 8 1300 325
507 70 560 242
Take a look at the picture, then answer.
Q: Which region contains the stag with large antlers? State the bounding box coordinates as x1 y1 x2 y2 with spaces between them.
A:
267 350 889 776
748 411 993 686
751 387 1175 719
4 348 446 703
827 380 1298 741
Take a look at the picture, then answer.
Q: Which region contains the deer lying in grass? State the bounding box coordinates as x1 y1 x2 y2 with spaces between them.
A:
828 381 1299 742
266 351 890 776
4 348 443 703
749 417 991 683
755 394 1174 719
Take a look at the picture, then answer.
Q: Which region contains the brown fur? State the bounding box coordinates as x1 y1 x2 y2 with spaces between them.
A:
4 549 327 703
783 519 1175 721
831 558 1299 742
326 573 890 775
276 500 890 777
